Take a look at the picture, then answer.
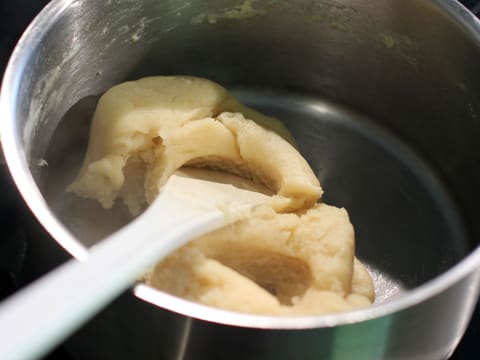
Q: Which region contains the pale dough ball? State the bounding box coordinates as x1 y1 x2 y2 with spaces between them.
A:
69 75 375 316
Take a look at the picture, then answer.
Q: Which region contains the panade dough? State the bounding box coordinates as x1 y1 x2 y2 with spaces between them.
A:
68 76 321 214
68 76 374 316
145 204 374 315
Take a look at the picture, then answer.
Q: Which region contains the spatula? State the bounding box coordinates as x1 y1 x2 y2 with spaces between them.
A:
0 168 270 360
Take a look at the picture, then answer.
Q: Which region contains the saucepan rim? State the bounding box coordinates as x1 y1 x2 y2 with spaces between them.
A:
1 0 480 329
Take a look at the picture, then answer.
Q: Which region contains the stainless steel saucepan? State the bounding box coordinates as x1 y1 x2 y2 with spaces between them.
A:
1 0 480 359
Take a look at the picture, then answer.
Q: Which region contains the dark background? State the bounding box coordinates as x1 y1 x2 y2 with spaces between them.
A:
0 1 479 359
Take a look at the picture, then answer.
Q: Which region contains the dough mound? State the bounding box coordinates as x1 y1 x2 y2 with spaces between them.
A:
68 76 322 214
68 75 375 316
145 204 374 315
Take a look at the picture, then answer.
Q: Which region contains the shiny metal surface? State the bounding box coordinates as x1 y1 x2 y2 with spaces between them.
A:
2 0 480 359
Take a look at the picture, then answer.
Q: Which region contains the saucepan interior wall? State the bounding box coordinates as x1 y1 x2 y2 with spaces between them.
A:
15 0 479 294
